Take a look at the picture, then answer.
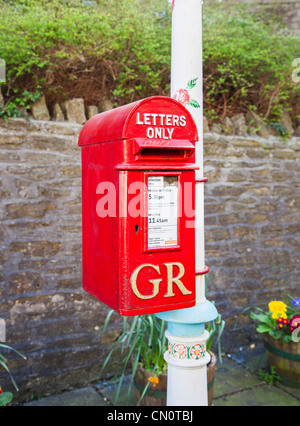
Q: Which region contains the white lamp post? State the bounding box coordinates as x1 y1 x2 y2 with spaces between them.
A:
157 0 218 406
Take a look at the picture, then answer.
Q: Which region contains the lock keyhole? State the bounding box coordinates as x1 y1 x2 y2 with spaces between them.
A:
135 225 140 234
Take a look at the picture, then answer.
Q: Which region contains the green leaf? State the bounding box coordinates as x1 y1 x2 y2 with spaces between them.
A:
126 316 139 348
0 344 26 360
0 359 19 391
137 380 151 407
188 99 201 108
147 315 154 347
0 392 13 407
250 312 271 324
256 324 272 333
100 309 115 340
187 78 199 90
269 330 283 339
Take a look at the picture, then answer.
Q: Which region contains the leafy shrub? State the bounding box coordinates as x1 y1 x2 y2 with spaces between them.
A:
0 0 171 109
0 0 299 126
0 90 40 121
202 4 300 125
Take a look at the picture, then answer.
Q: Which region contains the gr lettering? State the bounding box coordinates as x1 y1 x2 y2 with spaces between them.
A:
130 262 191 300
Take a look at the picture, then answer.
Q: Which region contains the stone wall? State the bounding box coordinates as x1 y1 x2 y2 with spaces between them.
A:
0 119 124 401
204 132 299 341
0 118 299 401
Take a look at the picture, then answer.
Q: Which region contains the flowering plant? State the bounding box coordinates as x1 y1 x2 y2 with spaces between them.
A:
250 297 300 343
100 312 168 405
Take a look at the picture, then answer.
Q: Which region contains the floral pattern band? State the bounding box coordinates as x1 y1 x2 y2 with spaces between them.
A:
169 342 206 360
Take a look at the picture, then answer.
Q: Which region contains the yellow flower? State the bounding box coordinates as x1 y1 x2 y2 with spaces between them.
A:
269 301 287 320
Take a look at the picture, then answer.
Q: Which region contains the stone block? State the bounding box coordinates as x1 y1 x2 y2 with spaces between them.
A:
0 87 4 107
8 271 46 295
205 227 230 242
245 111 269 138
233 226 258 241
86 105 98 119
211 123 223 134
203 116 210 133
227 170 248 182
222 116 235 135
280 111 294 137
6 201 56 219
98 99 113 113
0 131 25 146
53 103 64 122
27 133 68 152
0 117 42 132
45 122 76 135
59 165 81 177
231 113 247 137
8 241 63 257
61 99 87 124
30 96 50 121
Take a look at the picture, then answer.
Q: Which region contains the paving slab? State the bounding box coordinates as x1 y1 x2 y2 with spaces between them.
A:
213 384 300 407
213 350 300 406
213 357 261 398
277 383 300 400
25 387 107 407
96 376 136 406
230 346 268 372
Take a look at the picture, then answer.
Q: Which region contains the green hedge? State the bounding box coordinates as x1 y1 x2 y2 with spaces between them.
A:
0 0 299 125
202 5 300 124
0 0 171 109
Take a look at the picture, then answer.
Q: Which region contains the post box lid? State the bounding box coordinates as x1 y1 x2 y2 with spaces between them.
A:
78 96 198 147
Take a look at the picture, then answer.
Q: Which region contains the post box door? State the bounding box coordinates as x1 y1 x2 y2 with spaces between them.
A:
117 168 196 316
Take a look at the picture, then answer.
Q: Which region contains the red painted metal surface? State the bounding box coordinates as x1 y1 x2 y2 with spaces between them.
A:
196 177 208 183
78 96 199 316
196 266 210 276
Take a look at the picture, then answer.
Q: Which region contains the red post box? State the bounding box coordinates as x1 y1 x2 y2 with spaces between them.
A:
78 96 199 316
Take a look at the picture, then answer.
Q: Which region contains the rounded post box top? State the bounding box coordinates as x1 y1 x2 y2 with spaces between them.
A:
78 96 198 146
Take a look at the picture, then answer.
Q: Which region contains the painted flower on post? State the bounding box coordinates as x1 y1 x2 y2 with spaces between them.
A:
189 344 205 360
173 78 201 109
173 343 188 360
173 89 190 107
268 301 287 320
